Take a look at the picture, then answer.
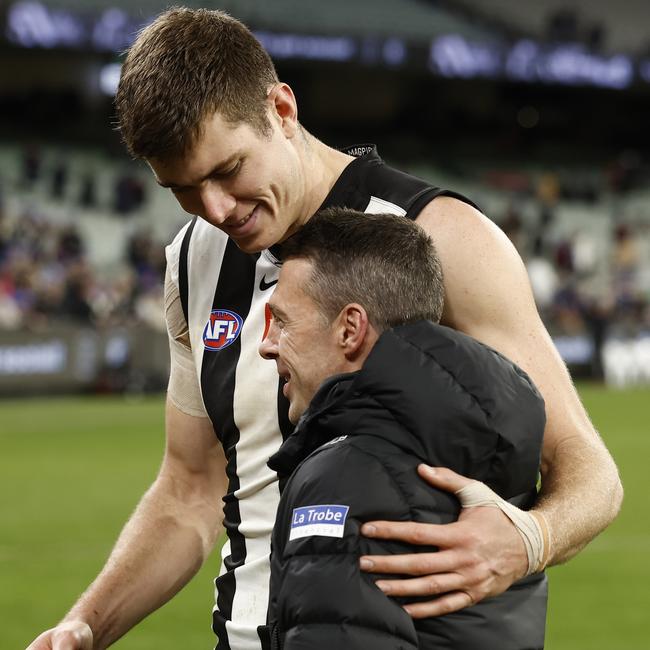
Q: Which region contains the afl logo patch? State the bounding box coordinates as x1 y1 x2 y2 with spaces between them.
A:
203 310 244 351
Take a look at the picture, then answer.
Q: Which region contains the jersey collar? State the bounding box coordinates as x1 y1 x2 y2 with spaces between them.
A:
268 143 380 262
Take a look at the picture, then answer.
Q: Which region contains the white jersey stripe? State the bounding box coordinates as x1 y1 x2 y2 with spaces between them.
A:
186 220 229 394
226 254 282 650
365 195 407 216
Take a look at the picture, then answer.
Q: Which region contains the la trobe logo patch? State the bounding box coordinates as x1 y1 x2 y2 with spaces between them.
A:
203 310 244 351
289 504 349 541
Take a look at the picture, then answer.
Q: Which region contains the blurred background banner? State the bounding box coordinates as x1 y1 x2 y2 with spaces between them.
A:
0 2 649 648
0 324 168 395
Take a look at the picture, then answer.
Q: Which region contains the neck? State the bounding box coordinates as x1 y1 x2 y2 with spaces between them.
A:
298 130 354 225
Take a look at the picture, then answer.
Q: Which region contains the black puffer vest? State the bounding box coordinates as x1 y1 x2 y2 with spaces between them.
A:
268 321 547 649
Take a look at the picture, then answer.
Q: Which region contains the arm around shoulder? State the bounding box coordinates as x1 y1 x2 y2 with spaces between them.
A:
416 197 623 564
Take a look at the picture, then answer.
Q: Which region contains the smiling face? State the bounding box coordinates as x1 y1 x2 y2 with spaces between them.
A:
259 258 350 423
147 88 309 254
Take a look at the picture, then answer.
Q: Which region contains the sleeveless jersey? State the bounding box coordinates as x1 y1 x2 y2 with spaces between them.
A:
166 145 476 650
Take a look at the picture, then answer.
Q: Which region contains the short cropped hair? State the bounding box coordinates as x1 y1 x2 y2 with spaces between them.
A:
116 8 279 160
281 208 444 331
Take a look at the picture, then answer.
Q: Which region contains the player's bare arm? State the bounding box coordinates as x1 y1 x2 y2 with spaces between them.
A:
26 401 227 650
360 196 623 617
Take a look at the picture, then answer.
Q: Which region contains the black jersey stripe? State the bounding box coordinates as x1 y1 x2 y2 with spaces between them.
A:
201 239 260 648
406 187 481 221
178 216 197 327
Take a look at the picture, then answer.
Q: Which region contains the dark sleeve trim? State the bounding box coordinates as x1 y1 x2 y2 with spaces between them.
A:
406 187 482 221
178 216 197 328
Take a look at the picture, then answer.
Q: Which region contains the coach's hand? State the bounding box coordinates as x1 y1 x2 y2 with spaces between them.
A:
26 621 93 650
359 465 528 618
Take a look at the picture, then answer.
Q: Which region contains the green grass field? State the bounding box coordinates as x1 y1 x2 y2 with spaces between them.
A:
2 386 648 649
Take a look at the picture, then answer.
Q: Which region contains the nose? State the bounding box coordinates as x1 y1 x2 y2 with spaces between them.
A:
259 315 280 360
199 182 236 224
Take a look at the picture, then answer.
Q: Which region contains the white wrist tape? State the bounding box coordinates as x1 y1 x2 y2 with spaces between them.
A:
455 481 550 576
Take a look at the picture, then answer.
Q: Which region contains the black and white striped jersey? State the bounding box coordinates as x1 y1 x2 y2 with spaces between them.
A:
165 145 475 650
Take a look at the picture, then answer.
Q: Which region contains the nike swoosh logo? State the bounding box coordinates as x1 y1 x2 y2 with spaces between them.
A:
259 275 279 291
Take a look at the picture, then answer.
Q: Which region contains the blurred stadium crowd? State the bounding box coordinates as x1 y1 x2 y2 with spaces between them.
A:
0 145 168 334
2 140 649 383
1 0 650 391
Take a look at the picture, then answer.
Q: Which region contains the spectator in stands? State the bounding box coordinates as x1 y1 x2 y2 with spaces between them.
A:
58 225 84 263
114 171 146 215
21 145 41 188
51 157 69 200
61 261 94 324
0 207 166 330
79 172 98 208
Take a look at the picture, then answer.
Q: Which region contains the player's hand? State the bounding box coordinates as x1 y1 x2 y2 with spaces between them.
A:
26 621 93 650
359 465 528 618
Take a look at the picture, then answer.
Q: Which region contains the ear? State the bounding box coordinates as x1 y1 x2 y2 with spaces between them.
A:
335 303 374 361
267 83 299 137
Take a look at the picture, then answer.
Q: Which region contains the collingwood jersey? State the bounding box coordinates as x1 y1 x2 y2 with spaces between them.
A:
165 145 476 650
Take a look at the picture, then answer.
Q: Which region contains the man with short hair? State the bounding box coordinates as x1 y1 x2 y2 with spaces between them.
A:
262 207 547 649
27 7 621 650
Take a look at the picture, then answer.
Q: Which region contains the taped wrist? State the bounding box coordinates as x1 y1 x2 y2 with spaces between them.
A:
455 481 550 576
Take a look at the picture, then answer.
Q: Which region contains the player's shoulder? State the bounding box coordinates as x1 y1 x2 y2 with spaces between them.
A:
417 193 488 231
416 194 538 341
416 195 516 265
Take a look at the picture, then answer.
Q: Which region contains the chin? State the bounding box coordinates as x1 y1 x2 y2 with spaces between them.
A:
229 231 271 254
232 238 266 254
231 228 280 254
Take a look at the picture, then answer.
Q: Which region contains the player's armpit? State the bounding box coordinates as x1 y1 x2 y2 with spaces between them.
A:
414 197 622 563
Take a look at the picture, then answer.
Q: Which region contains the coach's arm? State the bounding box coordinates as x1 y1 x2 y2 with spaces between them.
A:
359 196 623 617
26 400 227 650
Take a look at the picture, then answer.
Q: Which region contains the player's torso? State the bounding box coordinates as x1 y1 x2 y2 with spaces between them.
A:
176 220 288 648
176 145 444 650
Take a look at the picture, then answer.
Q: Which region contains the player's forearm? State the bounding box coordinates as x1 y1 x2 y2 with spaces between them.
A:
534 434 623 566
61 474 223 649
